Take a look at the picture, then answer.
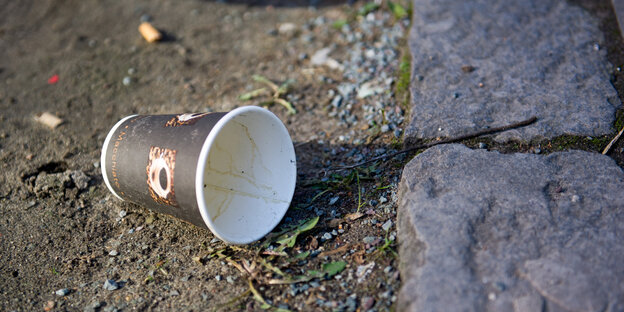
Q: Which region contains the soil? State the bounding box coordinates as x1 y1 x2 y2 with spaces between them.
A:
0 1 406 311
1 0 623 311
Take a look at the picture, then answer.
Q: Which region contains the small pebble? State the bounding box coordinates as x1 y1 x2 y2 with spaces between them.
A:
329 196 339 205
127 68 136 75
534 148 541 154
488 292 497 301
55 288 70 296
226 276 235 284
278 23 297 35
384 266 393 274
361 296 375 310
215 275 222 281
345 295 358 311
571 194 580 203
478 142 487 149
331 95 343 108
381 220 392 232
369 199 379 206
169 290 180 296
380 124 390 133
140 14 152 22
379 196 388 204
122 76 132 86
322 232 333 240
119 210 127 218
103 279 119 291
380 290 392 299
108 250 118 257
331 229 338 236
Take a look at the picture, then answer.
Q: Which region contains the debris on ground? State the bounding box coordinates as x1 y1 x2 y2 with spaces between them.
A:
34 112 63 129
139 21 162 42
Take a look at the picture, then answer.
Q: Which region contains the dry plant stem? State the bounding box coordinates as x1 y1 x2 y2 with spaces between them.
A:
331 116 538 170
602 125 624 154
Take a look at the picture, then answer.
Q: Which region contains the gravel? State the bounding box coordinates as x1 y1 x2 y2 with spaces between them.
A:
307 8 407 144
362 236 377 244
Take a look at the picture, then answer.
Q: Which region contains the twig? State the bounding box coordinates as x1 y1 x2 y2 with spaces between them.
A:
602 125 624 155
330 116 538 171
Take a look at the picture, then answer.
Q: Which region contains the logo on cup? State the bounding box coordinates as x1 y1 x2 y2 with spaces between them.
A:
146 146 178 207
164 113 209 127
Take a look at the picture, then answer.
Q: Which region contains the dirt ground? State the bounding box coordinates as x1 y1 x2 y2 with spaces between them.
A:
1 0 623 311
0 0 409 311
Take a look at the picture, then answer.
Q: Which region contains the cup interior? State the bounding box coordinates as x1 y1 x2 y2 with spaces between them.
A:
196 107 296 244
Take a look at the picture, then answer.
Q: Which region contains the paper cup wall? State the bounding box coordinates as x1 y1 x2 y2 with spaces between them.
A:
101 106 297 244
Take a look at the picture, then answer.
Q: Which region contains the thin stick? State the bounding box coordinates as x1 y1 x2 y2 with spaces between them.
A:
602 125 624 155
330 116 538 171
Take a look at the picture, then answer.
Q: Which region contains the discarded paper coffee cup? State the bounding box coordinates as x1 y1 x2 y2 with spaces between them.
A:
101 106 297 244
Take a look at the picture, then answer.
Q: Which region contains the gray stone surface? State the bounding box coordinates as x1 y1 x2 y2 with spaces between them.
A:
398 144 624 311
406 0 620 142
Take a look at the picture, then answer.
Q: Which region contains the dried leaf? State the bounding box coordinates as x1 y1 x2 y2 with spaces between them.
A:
345 212 364 221
268 275 314 285
262 250 288 257
248 279 267 305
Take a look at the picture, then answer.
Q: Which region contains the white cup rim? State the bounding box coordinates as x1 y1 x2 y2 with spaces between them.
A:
195 106 297 244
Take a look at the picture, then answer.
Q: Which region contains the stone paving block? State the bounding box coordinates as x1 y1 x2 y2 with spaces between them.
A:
406 0 620 142
398 144 624 311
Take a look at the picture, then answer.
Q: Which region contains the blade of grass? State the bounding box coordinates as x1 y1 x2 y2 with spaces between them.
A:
253 75 280 92
274 98 297 115
239 88 269 100
356 170 365 212
248 279 267 305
